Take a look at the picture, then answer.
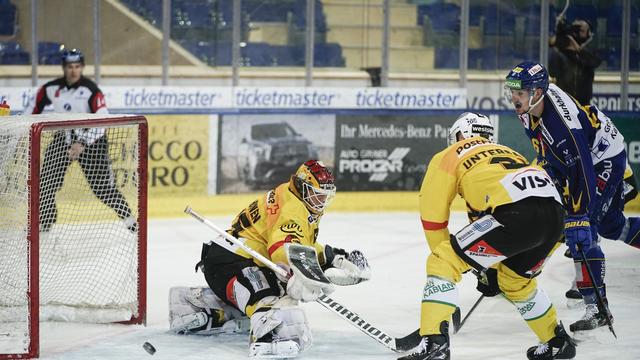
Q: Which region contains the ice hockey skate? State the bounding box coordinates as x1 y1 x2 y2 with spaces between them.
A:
570 303 614 342
248 305 312 359
565 288 584 309
249 332 301 359
526 323 576 360
397 321 449 360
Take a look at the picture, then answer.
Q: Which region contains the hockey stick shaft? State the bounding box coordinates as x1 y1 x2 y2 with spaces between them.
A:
457 294 484 333
184 206 289 278
577 245 616 338
184 206 420 352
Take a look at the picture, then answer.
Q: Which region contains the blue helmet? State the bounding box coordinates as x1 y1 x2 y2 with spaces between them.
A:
61 48 84 65
505 61 549 92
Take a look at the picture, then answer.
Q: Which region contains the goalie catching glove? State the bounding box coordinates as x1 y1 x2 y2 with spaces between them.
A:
323 245 371 286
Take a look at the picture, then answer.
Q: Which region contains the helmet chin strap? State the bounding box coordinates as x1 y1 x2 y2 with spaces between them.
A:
526 89 545 114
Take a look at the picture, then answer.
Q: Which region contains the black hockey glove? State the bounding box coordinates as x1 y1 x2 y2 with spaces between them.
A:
475 268 500 297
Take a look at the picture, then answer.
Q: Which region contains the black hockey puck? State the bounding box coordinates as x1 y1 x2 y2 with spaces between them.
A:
143 341 156 355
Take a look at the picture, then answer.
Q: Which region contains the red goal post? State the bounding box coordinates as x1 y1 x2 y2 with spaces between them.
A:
0 114 147 359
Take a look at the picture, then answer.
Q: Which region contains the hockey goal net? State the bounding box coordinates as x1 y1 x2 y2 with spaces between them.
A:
0 114 147 359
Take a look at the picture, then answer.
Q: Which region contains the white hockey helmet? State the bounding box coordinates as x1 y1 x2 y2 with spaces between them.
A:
448 112 495 145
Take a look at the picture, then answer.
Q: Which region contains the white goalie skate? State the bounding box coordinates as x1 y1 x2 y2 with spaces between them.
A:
248 301 312 359
249 339 300 359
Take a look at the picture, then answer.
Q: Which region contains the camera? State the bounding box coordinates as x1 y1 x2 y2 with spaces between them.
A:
555 18 581 39
555 18 592 48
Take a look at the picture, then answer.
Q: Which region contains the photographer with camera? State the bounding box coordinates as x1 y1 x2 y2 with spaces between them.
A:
549 18 602 106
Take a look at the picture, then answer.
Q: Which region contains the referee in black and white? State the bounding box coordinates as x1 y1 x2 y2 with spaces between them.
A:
26 48 137 232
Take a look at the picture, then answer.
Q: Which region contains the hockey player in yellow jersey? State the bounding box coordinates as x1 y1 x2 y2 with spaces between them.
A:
169 160 371 358
401 113 576 360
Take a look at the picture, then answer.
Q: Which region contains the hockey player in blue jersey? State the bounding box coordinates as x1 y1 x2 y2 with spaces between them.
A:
504 61 640 338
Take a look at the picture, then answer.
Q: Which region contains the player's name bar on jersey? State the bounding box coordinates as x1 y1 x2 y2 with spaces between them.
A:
1 86 467 111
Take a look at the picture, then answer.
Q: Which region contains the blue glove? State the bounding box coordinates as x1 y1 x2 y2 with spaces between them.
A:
564 214 593 257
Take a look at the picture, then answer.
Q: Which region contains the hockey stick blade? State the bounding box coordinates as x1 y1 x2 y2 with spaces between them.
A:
451 307 461 333
394 328 422 352
578 245 617 339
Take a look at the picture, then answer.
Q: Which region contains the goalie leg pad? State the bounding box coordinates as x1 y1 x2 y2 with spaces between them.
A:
169 286 248 335
249 306 312 357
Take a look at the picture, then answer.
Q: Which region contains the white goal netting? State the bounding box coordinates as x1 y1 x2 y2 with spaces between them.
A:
0 114 146 357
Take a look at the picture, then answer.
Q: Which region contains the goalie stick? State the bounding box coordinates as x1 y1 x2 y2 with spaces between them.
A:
184 206 421 353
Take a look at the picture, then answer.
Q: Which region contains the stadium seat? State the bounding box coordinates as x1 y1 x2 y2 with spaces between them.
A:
242 42 273 66
434 47 459 69
180 0 214 29
0 41 29 65
292 0 327 33
482 2 516 37
38 42 64 64
0 2 17 36
245 0 293 22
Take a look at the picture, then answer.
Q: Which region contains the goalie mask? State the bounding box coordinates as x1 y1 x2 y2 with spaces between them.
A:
290 160 336 214
448 112 495 145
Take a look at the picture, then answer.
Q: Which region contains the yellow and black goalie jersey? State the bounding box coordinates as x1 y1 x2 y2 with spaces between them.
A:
229 182 326 268
419 136 562 250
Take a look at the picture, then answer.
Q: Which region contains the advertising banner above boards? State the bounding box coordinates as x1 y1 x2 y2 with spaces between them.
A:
0 86 467 112
145 115 215 197
217 114 335 194
465 92 640 112
334 114 456 191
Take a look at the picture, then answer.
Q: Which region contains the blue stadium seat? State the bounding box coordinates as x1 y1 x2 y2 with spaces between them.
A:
242 42 273 66
598 47 620 71
38 42 64 64
0 41 29 65
0 3 17 36
606 4 638 37
523 4 557 36
245 0 292 22
179 40 232 66
419 2 459 33
434 47 459 69
180 1 214 28
293 0 327 33
482 2 516 36
599 48 640 72
291 43 345 67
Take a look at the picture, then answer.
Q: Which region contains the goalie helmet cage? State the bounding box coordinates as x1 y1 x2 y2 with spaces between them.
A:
0 114 148 359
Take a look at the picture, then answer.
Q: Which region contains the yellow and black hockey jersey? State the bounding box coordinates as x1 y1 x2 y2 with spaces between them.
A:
419 136 562 250
228 182 326 268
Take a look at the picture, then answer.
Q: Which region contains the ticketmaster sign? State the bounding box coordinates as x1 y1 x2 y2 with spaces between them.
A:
0 86 466 112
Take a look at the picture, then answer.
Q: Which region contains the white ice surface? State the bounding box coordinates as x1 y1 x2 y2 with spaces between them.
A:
36 212 640 360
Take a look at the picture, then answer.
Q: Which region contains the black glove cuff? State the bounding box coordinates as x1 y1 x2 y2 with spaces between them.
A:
322 245 347 270
476 268 500 297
